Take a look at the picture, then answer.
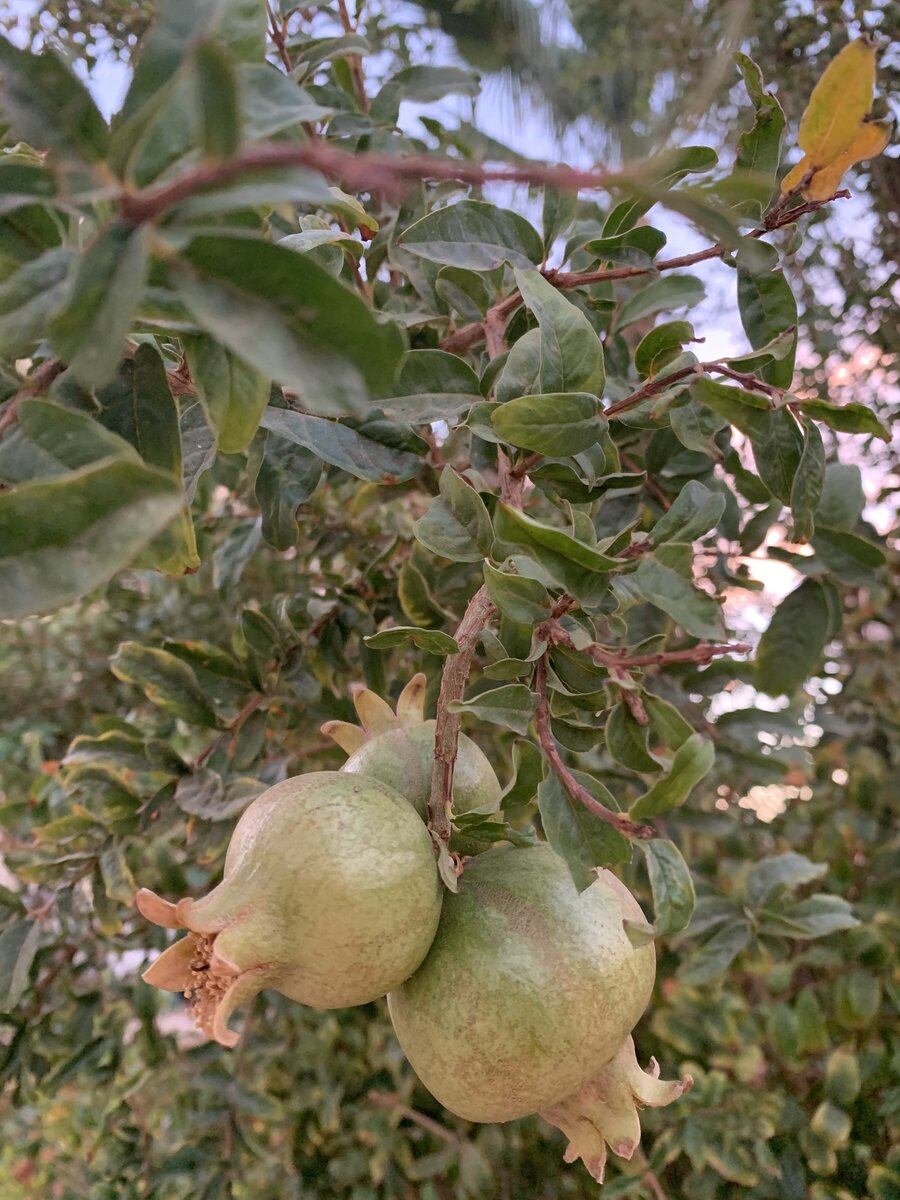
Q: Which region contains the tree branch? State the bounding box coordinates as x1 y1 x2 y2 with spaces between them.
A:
534 657 655 840
428 586 496 842
546 619 750 669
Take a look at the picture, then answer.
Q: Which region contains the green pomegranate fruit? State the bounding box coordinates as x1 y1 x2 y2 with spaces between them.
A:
387 844 691 1181
322 673 502 818
137 771 442 1047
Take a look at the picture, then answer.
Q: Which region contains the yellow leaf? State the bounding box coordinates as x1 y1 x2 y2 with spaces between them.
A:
797 37 878 165
780 155 813 194
806 118 893 200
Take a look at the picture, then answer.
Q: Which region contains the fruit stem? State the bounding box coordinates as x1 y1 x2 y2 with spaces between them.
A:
534 656 655 840
428 585 496 842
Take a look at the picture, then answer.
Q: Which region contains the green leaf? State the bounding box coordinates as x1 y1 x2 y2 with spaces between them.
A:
398 199 542 270
482 561 551 624
0 398 137 483
737 267 797 388
174 234 404 416
669 397 728 457
614 274 705 332
816 463 865 531
184 335 270 454
364 626 459 656
745 852 827 909
0 247 73 358
812 526 886 583
799 399 889 442
634 320 695 378
50 224 149 390
0 459 181 619
99 843 136 905
790 418 825 542
690 378 771 439
580 226 667 267
493 503 622 606
538 770 631 891
756 579 830 696
414 468 493 562
0 41 108 163
602 146 718 234
759 894 860 940
629 733 715 819
732 53 786 218
260 408 421 484
254 433 321 551
750 408 804 504
376 350 481 423
194 39 241 159
542 187 578 251
371 65 479 123
96 345 182 475
110 642 218 726
501 739 543 811
0 919 40 1012
641 839 696 936
652 480 726 543
448 684 539 735
722 327 797 374
514 268 606 396
645 694 694 752
491 392 602 456
175 771 263 822
679 919 752 985
614 559 726 640
606 703 660 773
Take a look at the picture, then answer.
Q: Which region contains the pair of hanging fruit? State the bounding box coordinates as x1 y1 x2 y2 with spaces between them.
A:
137 675 688 1180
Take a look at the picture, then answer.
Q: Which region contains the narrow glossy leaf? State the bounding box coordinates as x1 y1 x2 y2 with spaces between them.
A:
812 526 886 583
96 345 182 475
581 226 667 267
614 274 705 331
799 399 889 443
670 397 727 457
398 199 542 270
414 468 493 562
184 335 270 454
790 418 825 542
750 408 804 504
194 39 241 159
606 703 661 773
645 694 694 752
642 839 696 936
483 562 551 624
376 350 481 424
448 684 539 735
254 434 321 550
538 770 631 891
0 460 181 619
756 579 830 696
737 268 797 388
501 739 543 811
50 224 149 390
260 408 420 484
629 733 715 819
0 247 72 358
745 852 827 909
174 234 404 416
690 378 771 439
0 40 108 163
679 919 752 985
111 642 218 726
634 320 695 378
614 559 726 640
493 504 621 605
652 480 726 544
514 268 606 396
398 559 447 628
492 392 601 456
364 626 459 656
542 187 578 251
0 919 40 1012
732 53 785 217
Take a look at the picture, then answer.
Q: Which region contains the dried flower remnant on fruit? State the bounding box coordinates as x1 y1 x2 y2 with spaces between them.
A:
322 673 502 818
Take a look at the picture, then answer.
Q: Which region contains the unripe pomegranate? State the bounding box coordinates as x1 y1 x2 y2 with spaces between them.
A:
388 844 690 1182
322 673 502 818
138 772 442 1047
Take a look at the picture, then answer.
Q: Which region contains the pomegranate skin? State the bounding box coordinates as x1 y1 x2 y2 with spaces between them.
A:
139 771 443 1045
387 843 655 1123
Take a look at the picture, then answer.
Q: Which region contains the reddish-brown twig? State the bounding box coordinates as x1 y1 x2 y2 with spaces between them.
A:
547 619 750 669
533 657 654 839
428 586 497 842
